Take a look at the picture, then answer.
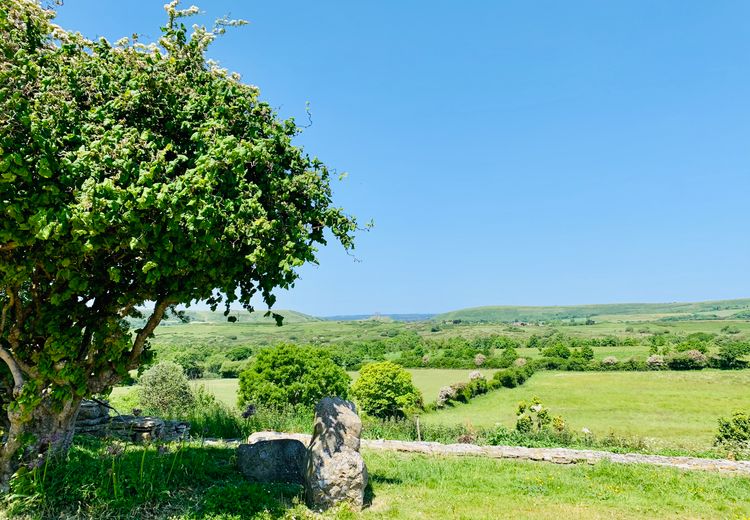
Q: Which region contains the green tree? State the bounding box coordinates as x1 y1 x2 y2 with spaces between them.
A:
237 344 350 408
0 1 357 487
350 361 423 419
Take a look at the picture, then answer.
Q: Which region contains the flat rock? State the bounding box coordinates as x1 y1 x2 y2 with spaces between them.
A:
237 439 307 485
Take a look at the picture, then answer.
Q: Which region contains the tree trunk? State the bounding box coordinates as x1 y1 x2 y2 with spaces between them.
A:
0 396 82 492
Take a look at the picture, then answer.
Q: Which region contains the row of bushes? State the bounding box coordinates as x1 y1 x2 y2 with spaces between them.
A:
433 363 536 410
532 350 748 371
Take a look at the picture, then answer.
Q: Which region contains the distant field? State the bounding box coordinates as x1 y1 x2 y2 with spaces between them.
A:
422 370 750 448
111 369 498 410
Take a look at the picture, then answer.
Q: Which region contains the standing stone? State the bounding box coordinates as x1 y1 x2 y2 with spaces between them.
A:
237 439 307 484
304 397 368 511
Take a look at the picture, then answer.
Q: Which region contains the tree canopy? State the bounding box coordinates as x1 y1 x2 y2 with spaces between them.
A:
0 0 357 482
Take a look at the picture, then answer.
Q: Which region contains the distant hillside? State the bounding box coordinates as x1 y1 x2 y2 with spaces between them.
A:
323 313 435 322
434 298 750 323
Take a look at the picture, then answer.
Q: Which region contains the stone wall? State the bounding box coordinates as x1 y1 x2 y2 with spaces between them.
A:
246 431 750 476
75 400 190 442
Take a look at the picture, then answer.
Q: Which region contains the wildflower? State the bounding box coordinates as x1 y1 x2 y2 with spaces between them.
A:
27 457 44 470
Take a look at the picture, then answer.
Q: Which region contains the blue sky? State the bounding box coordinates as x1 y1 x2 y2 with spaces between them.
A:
55 1 750 316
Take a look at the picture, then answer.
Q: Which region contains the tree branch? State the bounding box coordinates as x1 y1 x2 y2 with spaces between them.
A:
128 298 172 366
0 342 24 396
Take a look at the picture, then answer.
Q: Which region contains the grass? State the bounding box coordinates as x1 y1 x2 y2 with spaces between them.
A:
7 437 750 519
363 450 750 519
423 370 750 449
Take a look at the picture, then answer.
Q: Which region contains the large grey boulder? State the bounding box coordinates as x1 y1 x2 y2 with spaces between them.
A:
304 397 368 511
237 439 307 484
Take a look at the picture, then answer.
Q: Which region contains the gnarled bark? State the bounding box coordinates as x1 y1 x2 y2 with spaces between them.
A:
0 396 82 492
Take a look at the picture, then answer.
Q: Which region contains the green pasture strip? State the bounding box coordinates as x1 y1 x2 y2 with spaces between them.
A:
361 450 750 520
422 370 750 448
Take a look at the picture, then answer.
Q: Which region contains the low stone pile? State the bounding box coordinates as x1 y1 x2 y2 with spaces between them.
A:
74 400 190 442
237 397 368 511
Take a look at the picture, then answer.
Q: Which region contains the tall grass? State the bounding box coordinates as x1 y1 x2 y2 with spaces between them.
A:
5 437 305 519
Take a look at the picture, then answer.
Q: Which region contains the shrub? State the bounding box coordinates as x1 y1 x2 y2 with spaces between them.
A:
436 385 457 408
646 354 667 369
218 359 248 378
137 361 195 417
513 357 527 367
466 376 488 397
494 369 519 388
715 411 750 449
225 345 253 361
601 356 619 368
237 344 350 408
667 350 707 370
542 343 571 359
474 353 487 367
577 345 595 361
450 382 472 404
516 397 555 433
714 341 750 369
351 361 423 419
565 357 590 371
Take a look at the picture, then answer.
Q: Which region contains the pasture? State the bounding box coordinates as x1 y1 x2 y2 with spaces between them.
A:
362 450 750 519
423 370 750 448
111 368 750 449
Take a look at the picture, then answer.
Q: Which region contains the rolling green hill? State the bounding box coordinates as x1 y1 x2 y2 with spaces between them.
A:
434 298 750 323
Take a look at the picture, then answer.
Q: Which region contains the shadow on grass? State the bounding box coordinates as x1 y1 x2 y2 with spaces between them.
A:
6 437 308 520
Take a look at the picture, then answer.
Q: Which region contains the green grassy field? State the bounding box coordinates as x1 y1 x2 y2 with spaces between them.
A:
362 450 750 519
18 438 750 519
423 370 750 448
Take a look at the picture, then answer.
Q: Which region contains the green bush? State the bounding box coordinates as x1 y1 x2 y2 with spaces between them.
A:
667 350 707 370
351 361 423 419
714 341 750 369
138 361 195 417
225 345 253 361
237 344 350 408
218 359 247 378
542 343 571 359
715 411 750 457
494 370 519 388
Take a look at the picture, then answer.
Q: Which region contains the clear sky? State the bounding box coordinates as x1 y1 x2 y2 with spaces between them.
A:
54 1 750 316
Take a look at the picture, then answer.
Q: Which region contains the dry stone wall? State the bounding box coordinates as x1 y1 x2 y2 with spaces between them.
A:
75 400 189 442
246 431 750 476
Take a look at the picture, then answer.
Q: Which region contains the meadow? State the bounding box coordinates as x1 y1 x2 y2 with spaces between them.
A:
422 370 750 448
